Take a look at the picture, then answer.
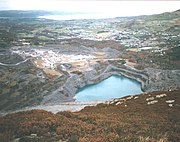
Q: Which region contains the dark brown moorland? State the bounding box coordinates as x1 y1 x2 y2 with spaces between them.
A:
0 90 179 142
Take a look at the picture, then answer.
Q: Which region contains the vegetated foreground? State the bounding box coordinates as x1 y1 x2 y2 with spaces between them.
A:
0 90 179 142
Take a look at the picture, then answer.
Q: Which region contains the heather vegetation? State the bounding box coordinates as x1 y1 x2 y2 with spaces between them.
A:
0 90 179 142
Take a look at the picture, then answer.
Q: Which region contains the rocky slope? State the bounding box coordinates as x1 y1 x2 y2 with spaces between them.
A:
41 64 180 105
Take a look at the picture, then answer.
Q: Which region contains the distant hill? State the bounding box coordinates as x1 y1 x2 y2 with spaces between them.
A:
0 10 51 18
144 9 180 20
0 10 93 18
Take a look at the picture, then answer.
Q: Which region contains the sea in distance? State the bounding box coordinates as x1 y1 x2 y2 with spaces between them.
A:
38 12 119 20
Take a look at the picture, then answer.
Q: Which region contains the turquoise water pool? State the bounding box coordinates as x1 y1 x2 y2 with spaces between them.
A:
75 75 142 101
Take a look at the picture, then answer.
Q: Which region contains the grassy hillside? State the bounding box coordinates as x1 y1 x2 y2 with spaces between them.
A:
0 90 179 142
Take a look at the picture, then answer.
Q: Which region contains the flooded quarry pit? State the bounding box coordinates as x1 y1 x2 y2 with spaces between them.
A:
74 75 143 101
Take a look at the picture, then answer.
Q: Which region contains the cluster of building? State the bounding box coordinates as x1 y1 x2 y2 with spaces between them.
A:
12 48 96 72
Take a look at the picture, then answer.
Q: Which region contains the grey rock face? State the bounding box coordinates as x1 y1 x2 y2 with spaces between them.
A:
41 63 180 105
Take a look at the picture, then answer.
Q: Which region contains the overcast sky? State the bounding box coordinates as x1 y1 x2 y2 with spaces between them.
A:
1 0 180 17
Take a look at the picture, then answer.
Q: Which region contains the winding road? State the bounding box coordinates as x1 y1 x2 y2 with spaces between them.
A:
0 58 30 66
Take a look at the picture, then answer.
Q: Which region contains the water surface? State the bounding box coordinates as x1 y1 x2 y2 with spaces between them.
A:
38 12 117 21
75 75 142 101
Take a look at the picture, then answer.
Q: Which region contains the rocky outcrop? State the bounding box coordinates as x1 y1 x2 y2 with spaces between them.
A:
143 68 180 92
41 64 180 105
